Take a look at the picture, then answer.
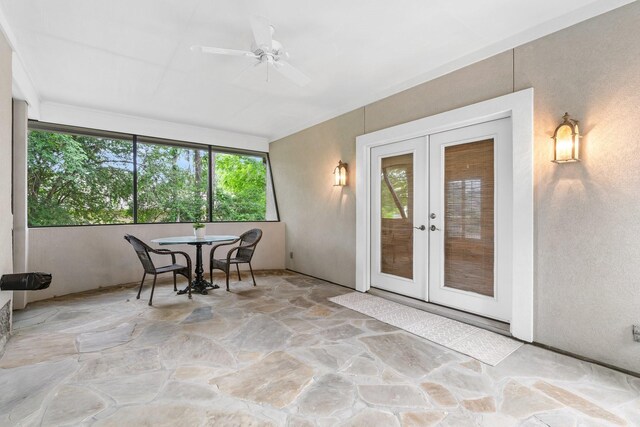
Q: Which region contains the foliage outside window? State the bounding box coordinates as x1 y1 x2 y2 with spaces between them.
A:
380 166 410 219
212 153 267 221
28 130 133 226
27 127 275 227
137 142 209 223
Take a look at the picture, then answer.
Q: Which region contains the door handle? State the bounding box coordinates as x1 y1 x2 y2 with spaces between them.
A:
414 225 426 231
430 225 440 231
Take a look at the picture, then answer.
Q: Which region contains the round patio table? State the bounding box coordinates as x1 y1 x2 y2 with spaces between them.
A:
151 235 238 295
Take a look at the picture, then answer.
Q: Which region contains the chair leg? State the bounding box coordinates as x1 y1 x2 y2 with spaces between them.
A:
173 272 177 291
236 264 241 281
225 266 230 291
149 275 157 306
137 272 146 300
249 262 256 287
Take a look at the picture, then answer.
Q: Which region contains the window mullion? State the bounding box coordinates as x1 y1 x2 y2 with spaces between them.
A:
133 135 138 224
208 145 213 223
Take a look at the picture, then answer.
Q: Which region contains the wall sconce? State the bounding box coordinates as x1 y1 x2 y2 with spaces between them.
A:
333 160 348 186
552 112 580 163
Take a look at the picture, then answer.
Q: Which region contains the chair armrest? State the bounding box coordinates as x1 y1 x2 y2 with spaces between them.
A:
210 238 241 261
166 250 192 274
225 237 261 262
150 247 190 267
156 248 176 263
226 245 242 262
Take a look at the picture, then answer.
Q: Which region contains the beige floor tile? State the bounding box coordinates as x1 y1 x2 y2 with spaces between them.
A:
0 272 636 426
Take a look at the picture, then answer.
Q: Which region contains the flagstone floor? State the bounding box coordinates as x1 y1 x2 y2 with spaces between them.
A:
0 270 638 426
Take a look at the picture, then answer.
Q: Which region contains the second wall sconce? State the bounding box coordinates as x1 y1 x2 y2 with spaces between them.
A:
552 112 580 163
333 160 348 186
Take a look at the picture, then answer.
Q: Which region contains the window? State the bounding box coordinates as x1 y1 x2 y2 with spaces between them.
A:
137 141 209 223
445 179 483 239
28 130 134 226
27 123 278 226
212 152 267 221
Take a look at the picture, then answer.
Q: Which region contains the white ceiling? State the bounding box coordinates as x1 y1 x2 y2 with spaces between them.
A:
0 0 633 141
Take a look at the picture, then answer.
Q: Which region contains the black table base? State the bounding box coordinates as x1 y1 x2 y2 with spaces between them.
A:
177 241 220 295
178 280 219 295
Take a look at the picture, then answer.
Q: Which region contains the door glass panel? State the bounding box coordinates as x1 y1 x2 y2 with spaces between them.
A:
444 139 494 296
380 154 413 279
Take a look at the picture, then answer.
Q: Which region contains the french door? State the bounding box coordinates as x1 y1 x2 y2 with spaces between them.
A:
370 118 513 322
428 118 512 321
370 137 427 299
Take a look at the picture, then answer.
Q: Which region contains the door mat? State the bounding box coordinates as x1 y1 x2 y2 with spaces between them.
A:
329 292 523 366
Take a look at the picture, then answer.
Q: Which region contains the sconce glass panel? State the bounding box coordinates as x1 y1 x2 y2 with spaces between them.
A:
552 113 580 163
333 161 348 186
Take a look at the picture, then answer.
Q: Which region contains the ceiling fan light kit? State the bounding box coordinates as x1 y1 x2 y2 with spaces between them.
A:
193 16 310 87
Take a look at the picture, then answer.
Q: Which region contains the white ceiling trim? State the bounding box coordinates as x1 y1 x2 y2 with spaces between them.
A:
268 0 636 142
12 54 40 118
0 2 40 118
39 102 269 152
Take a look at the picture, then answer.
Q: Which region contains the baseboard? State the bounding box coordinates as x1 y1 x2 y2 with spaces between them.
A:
531 342 640 379
285 269 354 290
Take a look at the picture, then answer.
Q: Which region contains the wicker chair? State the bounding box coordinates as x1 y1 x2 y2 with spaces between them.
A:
124 234 192 305
209 229 262 291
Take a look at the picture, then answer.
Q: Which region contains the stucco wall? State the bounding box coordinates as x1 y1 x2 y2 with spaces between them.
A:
12 100 28 310
270 2 640 372
270 109 362 287
516 3 640 372
27 222 285 303
0 30 13 335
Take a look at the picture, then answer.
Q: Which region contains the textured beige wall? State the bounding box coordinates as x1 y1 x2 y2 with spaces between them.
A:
365 50 514 134
516 3 640 371
270 2 640 372
27 222 285 303
12 100 28 310
270 109 362 287
0 32 13 311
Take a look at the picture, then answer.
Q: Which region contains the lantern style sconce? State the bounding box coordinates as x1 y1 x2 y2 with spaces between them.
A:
333 160 348 186
551 112 580 163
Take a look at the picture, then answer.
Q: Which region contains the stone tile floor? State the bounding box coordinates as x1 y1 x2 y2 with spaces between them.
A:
0 270 638 426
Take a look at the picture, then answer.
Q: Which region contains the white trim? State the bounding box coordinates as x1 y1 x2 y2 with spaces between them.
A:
356 88 534 342
428 118 513 322
12 54 40 119
39 102 269 152
0 2 42 119
369 137 427 299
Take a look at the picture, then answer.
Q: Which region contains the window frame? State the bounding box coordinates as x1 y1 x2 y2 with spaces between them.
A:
27 120 280 228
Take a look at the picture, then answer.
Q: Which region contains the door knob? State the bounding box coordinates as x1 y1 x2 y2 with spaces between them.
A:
430 213 437 219
430 225 440 231
414 225 426 231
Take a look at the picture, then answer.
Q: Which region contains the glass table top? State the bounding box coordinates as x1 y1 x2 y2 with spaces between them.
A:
151 235 239 245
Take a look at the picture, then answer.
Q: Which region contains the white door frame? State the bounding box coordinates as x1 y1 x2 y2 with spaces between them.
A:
429 118 513 322
355 88 534 342
370 137 428 299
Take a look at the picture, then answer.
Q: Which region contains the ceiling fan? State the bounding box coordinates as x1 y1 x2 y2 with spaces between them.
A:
192 16 311 87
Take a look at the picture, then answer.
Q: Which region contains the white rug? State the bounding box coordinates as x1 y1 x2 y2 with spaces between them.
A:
329 292 523 366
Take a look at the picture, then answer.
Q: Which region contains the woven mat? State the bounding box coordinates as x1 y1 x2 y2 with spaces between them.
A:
329 292 523 366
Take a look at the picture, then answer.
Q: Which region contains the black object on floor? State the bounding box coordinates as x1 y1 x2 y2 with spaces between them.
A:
0 272 52 291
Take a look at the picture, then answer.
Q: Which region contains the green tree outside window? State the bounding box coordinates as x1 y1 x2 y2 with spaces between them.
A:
27 130 271 226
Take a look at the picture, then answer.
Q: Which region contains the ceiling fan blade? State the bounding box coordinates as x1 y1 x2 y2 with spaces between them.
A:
192 45 257 58
273 61 311 87
250 16 272 49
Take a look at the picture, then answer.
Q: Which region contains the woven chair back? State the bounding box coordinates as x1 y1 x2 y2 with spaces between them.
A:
124 234 156 274
236 229 263 261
